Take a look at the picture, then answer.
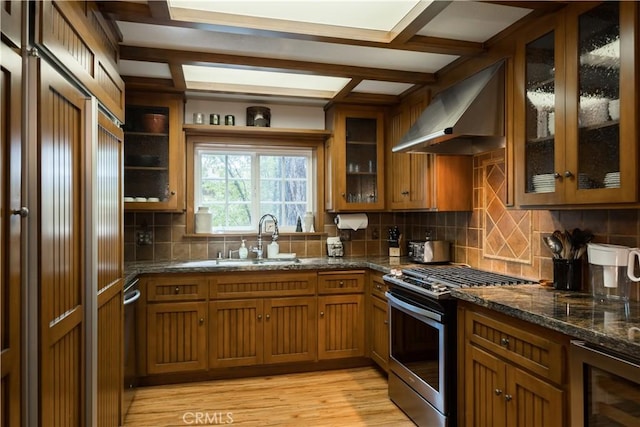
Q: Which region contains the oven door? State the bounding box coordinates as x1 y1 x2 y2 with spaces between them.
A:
387 291 448 415
570 340 640 426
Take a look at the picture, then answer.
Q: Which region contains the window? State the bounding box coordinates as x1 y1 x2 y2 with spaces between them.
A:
194 144 315 232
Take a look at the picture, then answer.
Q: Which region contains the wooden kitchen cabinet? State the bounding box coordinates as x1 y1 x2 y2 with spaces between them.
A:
458 304 569 427
318 271 365 359
124 92 185 212
514 1 638 206
325 105 385 211
387 92 473 211
209 271 317 368
209 296 316 368
368 272 389 372
140 275 209 375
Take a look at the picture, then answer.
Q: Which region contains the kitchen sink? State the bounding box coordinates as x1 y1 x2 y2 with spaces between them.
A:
178 257 301 268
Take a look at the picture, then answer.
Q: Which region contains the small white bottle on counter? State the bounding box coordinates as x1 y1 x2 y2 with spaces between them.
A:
238 240 248 259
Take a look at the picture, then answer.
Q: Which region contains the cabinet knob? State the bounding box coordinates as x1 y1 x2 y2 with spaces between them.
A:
505 394 513 402
199 318 204 325
383 320 388 325
341 193 346 198
257 314 262 320
11 207 29 217
170 190 176 196
174 287 180 294
564 170 574 178
494 389 502 396
553 172 561 179
375 284 382 290
401 191 409 196
500 337 509 346
320 311 324 317
339 281 344 287
265 314 270 320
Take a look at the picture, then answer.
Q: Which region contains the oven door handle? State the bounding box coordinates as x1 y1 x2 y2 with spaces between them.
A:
386 292 443 323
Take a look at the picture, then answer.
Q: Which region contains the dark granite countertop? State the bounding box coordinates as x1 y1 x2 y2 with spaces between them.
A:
124 256 419 287
452 285 640 360
125 258 640 360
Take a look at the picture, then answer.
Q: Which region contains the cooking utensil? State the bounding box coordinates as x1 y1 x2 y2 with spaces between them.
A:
544 235 563 259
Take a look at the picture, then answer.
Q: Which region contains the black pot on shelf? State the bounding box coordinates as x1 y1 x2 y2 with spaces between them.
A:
246 106 271 127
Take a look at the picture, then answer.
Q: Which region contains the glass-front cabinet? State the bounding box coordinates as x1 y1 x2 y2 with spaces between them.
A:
515 1 637 206
325 106 385 211
123 93 185 211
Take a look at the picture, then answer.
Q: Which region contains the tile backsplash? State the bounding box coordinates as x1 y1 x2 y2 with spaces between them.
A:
124 148 640 299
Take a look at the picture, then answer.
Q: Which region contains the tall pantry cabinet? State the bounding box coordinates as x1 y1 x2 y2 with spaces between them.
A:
2 1 125 426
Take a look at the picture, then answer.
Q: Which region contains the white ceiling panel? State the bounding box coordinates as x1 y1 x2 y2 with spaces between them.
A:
417 2 532 42
352 80 414 95
169 0 423 32
118 59 172 79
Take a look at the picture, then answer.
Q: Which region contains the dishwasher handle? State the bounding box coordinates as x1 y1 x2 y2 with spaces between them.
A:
124 289 141 306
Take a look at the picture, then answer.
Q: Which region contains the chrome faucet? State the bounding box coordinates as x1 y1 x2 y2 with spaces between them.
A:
253 214 279 259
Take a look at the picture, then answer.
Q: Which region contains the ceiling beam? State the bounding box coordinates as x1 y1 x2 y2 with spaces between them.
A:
119 45 436 85
389 0 452 45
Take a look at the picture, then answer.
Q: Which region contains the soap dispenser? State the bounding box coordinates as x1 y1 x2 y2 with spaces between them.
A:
238 239 248 259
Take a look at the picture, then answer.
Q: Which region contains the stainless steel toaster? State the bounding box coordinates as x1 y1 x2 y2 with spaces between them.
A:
408 240 451 264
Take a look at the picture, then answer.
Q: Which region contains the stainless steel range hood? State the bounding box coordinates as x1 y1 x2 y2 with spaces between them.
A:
393 61 505 155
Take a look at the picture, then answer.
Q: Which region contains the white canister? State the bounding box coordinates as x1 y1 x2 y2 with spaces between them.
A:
194 206 212 233
303 212 314 232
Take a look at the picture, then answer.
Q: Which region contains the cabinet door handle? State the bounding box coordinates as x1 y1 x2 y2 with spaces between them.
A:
505 394 513 402
11 207 29 217
320 311 324 317
257 314 262 320
564 170 574 178
265 314 270 320
383 320 388 325
401 191 409 196
174 287 180 294
339 281 344 287
494 389 502 396
375 284 382 290
500 337 509 346
553 172 561 179
170 190 176 196
199 318 204 325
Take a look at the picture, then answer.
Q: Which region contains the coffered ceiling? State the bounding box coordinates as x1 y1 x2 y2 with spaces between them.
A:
99 0 561 106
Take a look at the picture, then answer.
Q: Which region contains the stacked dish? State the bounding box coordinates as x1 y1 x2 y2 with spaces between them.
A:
532 174 555 193
604 172 620 188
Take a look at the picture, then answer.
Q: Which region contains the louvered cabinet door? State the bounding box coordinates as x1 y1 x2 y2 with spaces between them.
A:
318 294 365 359
146 302 207 374
209 299 263 368
264 297 316 364
370 296 389 372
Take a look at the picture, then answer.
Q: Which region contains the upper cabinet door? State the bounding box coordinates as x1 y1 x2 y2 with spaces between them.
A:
124 93 185 212
515 2 637 207
564 1 637 204
325 106 385 211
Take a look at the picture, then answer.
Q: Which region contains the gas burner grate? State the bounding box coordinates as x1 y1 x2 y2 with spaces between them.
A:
402 265 537 288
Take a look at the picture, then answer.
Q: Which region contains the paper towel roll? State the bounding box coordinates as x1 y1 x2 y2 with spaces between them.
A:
335 213 368 230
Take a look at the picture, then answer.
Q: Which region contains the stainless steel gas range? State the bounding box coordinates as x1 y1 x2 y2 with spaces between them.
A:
383 265 537 427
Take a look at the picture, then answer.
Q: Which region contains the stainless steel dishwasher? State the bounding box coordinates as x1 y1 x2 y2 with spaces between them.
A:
123 278 141 417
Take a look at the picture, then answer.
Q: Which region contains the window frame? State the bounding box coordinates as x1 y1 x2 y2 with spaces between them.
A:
193 144 315 232
185 132 326 236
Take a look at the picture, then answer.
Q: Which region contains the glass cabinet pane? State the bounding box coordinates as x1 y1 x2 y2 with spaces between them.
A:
525 31 556 195
577 2 620 190
345 117 378 204
124 105 171 202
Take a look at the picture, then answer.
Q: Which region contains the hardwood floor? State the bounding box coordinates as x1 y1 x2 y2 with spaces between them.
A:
124 367 414 426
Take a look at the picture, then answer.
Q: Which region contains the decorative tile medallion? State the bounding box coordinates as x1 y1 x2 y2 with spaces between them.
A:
483 157 532 264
